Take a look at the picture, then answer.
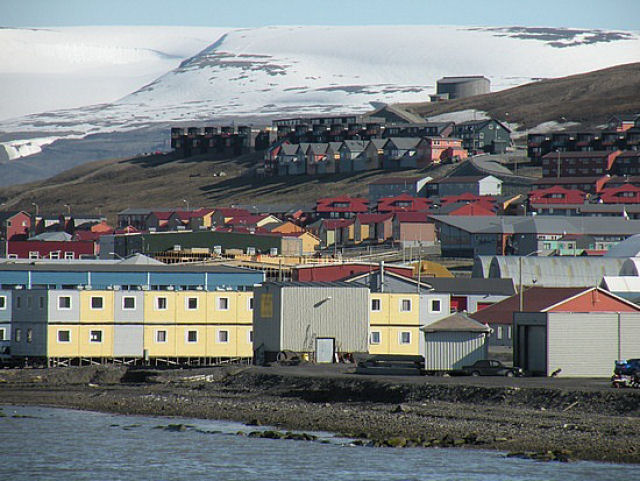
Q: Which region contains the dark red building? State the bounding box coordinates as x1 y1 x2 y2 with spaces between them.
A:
8 240 97 260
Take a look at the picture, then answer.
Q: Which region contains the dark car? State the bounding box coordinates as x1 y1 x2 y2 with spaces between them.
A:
614 358 640 376
461 360 524 377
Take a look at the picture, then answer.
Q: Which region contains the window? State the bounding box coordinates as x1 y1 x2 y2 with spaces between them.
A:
122 297 136 310
400 299 412 312
156 330 167 343
248 297 254 311
58 296 72 310
0 328 5 341
156 297 167 310
91 297 103 309
248 330 253 343
507 326 512 339
186 330 198 343
29 251 39 260
0 296 5 310
431 299 441 313
399 331 411 344
15 328 21 342
49 251 60 260
217 297 229 311
370 331 381 345
26 328 33 343
186 297 198 310
497 326 503 340
57 330 71 343
371 299 381 311
217 330 229 343
64 252 74 260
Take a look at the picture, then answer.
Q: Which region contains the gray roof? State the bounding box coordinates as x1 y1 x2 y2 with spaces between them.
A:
384 137 422 149
428 277 515 296
118 208 153 216
262 281 367 288
307 143 329 154
369 139 387 148
438 76 489 84
29 231 73 241
280 143 301 155
430 215 640 236
421 312 491 333
118 253 164 265
341 140 367 152
604 234 640 257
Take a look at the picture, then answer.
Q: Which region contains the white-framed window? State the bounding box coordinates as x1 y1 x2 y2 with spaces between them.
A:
248 297 254 311
497 326 503 340
217 330 229 343
0 295 5 310
89 330 103 343
507 326 512 339
58 296 72 310
400 299 412 312
430 299 441 313
217 297 229 311
186 330 198 343
90 296 103 310
28 251 39 260
64 252 74 260
156 330 167 343
15 328 21 342
186 297 198 310
371 298 381 311
370 331 381 345
399 331 411 344
156 297 167 310
0 328 5 341
248 330 253 343
122 296 136 310
49 251 60 260
57 330 71 343
26 328 33 343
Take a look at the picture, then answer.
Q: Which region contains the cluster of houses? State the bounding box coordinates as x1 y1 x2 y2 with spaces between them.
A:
170 126 271 158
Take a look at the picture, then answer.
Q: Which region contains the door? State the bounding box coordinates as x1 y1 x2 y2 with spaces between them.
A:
525 325 547 375
316 337 335 363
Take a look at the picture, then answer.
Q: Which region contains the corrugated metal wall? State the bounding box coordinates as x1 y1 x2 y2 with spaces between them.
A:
281 286 369 353
424 331 487 371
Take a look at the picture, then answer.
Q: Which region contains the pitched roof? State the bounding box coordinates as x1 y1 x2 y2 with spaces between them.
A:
470 287 588 325
394 212 431 223
356 213 393 223
542 150 619 159
421 312 491 333
322 219 355 229
428 278 515 296
368 176 430 185
436 175 499 184
384 137 422 149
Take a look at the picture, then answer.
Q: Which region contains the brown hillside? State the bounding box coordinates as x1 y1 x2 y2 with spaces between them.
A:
0 151 453 224
401 62 640 130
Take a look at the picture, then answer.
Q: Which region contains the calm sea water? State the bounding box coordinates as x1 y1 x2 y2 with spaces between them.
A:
0 405 637 481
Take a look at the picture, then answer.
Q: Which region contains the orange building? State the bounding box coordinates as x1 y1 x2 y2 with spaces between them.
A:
417 137 468 164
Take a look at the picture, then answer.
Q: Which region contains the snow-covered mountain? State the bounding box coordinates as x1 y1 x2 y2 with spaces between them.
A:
1 25 639 166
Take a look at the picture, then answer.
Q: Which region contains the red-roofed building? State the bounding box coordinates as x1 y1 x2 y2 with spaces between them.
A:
541 150 621 178
377 194 431 213
392 212 436 246
439 193 495 205
211 208 252 226
445 203 496 216
224 214 282 229
532 176 611 195
354 213 394 243
599 184 640 204
528 186 586 205
316 196 368 219
472 286 640 377
294 262 414 282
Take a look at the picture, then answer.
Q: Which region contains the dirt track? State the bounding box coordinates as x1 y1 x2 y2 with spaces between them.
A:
1 365 639 464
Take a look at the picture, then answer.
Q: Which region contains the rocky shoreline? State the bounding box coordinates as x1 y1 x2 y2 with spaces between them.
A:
1 365 639 464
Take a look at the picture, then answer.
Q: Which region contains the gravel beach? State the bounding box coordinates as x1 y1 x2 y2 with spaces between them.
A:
1 364 639 464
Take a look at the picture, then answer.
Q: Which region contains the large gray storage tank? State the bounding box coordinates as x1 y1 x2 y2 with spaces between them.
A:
436 76 490 100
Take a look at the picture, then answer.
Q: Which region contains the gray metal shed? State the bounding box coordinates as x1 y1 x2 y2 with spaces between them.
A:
253 282 369 363
421 312 491 372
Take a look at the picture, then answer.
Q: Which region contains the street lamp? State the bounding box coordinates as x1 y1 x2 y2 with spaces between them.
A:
31 202 39 216
63 204 71 215
518 250 544 311
182 199 189 211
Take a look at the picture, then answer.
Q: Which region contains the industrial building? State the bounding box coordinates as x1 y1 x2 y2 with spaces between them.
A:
432 76 490 101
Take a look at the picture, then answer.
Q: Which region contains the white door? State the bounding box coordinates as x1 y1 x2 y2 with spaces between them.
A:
316 338 335 363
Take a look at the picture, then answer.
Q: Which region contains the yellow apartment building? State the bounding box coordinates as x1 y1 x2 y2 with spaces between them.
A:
368 293 420 356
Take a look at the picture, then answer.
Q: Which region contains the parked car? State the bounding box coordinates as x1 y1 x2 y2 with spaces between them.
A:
461 360 524 377
614 358 640 376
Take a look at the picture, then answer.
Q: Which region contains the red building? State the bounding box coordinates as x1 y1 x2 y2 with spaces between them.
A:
8 240 97 260
443 203 496 216
377 194 431 213
316 196 368 219
533 176 611 195
294 263 413 282
599 184 640 204
0 211 31 257
528 185 586 205
541 150 621 178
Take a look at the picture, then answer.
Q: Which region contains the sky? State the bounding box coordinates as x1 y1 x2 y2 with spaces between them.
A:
1 0 639 30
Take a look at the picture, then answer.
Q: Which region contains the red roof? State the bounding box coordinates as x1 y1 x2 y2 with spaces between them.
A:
214 207 251 217
356 213 394 224
377 194 431 213
440 193 495 205
394 212 431 223
600 184 640 204
316 196 368 213
528 185 586 205
225 214 270 226
115 226 140 234
323 219 355 229
447 203 496 216
73 231 108 242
